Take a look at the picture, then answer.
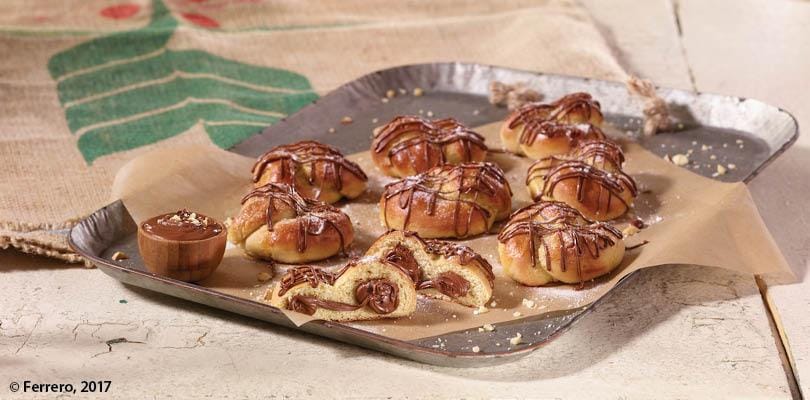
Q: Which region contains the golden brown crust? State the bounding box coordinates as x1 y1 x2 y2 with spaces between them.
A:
500 92 604 155
379 162 512 238
252 141 368 204
227 183 354 263
371 116 488 177
526 140 636 221
498 201 625 286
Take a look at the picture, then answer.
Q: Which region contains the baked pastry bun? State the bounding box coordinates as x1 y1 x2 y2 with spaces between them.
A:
498 201 625 286
501 92 604 153
252 141 367 204
227 183 354 264
267 261 417 321
366 230 494 307
380 162 512 238
526 140 636 221
372 116 488 177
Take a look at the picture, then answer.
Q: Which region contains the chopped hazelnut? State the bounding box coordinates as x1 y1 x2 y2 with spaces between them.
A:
413 87 424 96
522 299 536 309
512 311 522 317
328 127 336 133
509 333 523 346
671 153 689 166
340 116 353 124
482 324 495 332
728 163 737 170
111 251 128 261
471 346 481 353
385 90 396 99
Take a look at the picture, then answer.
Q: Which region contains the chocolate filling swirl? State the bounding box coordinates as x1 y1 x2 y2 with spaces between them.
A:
287 279 400 316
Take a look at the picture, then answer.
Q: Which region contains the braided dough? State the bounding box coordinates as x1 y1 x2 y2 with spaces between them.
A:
252 140 368 204
227 183 354 264
372 116 488 177
500 92 604 155
526 139 637 221
380 162 512 238
498 201 625 286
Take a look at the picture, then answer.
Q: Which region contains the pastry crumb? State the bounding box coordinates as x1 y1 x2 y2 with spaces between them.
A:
471 346 481 353
473 305 489 315
712 164 728 177
512 311 522 317
472 109 480 115
413 87 424 97
489 301 497 307
701 144 710 151
257 272 272 282
671 153 689 166
521 298 535 309
340 116 353 124
371 118 379 124
728 163 737 170
328 127 336 133
482 324 495 332
385 89 396 99
381 98 389 103
509 333 523 346
426 110 434 117
111 251 128 261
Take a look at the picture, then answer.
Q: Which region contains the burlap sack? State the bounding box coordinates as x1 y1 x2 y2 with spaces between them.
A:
0 0 625 263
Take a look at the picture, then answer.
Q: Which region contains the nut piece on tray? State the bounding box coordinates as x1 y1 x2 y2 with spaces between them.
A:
526 139 637 221
366 230 494 307
500 92 604 156
227 183 354 264
371 116 488 177
267 261 417 322
380 162 512 238
252 140 368 204
138 209 227 282
498 201 625 286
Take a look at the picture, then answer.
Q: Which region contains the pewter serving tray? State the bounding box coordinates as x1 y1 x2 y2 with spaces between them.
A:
69 63 798 367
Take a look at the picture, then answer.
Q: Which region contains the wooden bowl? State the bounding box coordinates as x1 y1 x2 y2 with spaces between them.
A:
137 222 227 282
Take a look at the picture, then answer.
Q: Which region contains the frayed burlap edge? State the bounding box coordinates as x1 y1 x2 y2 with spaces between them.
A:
0 230 91 267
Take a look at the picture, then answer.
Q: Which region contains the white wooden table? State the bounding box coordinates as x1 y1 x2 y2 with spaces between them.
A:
1 0 807 398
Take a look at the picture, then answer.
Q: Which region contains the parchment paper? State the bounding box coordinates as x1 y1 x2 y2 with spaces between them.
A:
113 122 792 341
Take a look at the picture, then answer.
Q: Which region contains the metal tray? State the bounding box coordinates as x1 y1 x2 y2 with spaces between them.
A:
69 62 798 367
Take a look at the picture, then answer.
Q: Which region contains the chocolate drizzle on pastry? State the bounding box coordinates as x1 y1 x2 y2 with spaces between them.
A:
508 92 603 129
423 239 495 284
252 141 367 199
518 121 606 147
498 202 622 284
382 162 512 237
527 156 637 213
242 183 349 255
571 139 626 169
373 116 487 169
277 265 341 296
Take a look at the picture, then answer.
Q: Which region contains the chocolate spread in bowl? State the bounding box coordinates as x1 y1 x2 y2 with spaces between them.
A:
141 209 223 241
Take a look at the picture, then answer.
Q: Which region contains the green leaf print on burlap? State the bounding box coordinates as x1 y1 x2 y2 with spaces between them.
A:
48 0 318 163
